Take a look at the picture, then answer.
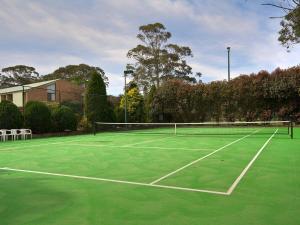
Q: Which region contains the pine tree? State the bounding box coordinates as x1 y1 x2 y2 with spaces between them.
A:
84 71 113 123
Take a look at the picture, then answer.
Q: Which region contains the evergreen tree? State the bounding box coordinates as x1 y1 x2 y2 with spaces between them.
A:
84 71 113 123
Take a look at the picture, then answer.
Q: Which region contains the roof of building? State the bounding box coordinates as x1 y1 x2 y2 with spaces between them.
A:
0 79 59 94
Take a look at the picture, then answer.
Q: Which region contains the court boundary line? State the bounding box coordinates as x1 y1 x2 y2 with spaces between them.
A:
0 129 280 196
226 129 278 194
0 135 172 152
0 140 81 151
0 167 228 196
63 143 214 152
150 130 260 185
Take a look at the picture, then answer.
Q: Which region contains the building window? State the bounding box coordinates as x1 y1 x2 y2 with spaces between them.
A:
47 84 56 101
7 94 13 102
1 95 6 101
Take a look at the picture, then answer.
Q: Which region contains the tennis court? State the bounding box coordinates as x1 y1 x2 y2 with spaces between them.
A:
0 123 299 225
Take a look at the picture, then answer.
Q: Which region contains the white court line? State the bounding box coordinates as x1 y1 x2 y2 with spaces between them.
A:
226 129 278 195
0 135 169 151
0 167 228 196
0 140 80 151
64 143 214 152
150 130 260 185
122 135 173 147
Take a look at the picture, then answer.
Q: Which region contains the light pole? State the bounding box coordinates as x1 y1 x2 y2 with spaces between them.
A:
123 70 133 123
227 47 231 81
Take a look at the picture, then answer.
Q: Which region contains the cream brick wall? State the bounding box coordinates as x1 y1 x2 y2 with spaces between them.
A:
0 91 23 107
13 92 23 107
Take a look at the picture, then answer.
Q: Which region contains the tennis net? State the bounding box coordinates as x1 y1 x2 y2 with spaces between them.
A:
94 121 293 138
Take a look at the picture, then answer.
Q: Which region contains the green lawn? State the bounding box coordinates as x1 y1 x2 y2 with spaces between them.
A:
0 127 299 225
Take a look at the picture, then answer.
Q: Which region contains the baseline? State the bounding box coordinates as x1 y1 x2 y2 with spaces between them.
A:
0 140 81 151
0 167 228 195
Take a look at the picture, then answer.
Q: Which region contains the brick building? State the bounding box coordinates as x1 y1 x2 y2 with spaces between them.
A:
0 79 84 108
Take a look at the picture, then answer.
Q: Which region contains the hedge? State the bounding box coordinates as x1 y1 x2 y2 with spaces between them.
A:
52 106 77 132
24 101 52 133
0 100 23 129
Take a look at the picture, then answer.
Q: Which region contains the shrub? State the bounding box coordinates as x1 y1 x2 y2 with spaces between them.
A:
0 100 23 129
52 106 77 132
24 101 52 133
61 101 83 116
78 117 92 131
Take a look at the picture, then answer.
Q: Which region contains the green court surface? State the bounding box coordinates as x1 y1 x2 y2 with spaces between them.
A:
0 127 299 225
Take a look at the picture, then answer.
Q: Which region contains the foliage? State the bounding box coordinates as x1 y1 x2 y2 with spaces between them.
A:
120 84 145 122
0 101 23 129
24 101 52 133
78 117 92 131
127 23 195 91
114 106 125 123
61 101 83 116
150 66 300 122
264 0 300 49
0 65 39 88
43 64 108 86
85 71 113 123
52 106 78 132
279 5 300 49
144 85 157 122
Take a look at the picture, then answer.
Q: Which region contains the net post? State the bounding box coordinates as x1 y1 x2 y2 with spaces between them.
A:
175 123 177 135
290 121 293 139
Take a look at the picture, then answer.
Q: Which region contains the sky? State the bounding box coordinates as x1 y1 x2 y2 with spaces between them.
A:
0 0 299 95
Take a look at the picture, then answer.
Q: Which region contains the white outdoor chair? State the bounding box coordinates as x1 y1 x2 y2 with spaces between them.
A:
1 129 14 141
11 129 22 141
0 130 5 142
19 129 32 140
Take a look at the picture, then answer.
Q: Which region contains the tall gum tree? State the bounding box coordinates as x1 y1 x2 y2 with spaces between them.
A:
263 0 300 49
127 23 195 92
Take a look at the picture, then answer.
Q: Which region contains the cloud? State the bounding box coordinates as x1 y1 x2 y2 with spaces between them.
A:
0 0 136 56
0 0 300 95
0 51 86 74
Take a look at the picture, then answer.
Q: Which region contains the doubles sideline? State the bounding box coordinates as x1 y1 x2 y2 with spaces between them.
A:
226 129 278 194
150 130 260 184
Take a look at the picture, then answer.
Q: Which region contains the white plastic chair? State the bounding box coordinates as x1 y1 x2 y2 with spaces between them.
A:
0 130 5 141
19 129 32 140
11 129 22 140
1 129 14 141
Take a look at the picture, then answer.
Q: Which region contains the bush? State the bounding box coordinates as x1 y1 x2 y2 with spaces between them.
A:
24 101 52 133
61 101 83 116
52 106 77 132
78 117 92 131
0 100 23 129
